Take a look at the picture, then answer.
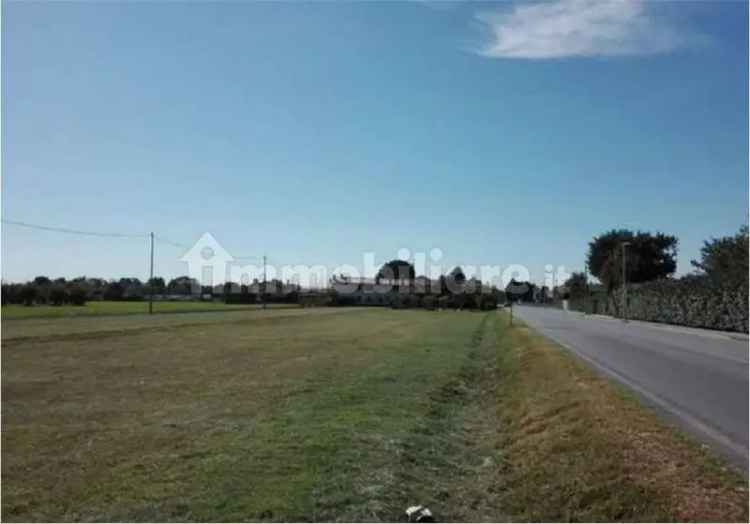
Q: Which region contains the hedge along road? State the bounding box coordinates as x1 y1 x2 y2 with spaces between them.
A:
513 305 749 470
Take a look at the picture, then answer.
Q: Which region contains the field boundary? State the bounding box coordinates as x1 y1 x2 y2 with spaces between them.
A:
1 302 300 321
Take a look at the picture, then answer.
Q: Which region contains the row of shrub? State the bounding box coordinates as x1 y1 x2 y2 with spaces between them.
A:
2 282 88 306
603 277 748 333
2 275 307 307
327 290 500 311
224 291 299 305
421 292 498 310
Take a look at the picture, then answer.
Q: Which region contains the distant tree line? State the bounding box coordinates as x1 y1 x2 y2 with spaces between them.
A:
326 261 506 311
223 278 301 305
2 275 300 307
2 276 92 307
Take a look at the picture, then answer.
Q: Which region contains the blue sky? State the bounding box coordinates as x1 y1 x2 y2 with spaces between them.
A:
2 0 747 284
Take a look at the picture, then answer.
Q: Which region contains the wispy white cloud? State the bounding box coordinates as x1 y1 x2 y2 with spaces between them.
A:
475 0 695 59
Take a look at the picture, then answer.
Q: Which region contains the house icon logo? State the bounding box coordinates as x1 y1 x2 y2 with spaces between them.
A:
180 232 234 288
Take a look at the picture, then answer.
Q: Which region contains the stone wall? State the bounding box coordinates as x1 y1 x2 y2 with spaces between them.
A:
603 278 748 333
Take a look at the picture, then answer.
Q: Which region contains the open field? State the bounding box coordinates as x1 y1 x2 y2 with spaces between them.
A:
2 308 747 521
1 300 297 320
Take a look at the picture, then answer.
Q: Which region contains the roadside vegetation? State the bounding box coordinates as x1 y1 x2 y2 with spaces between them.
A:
2 308 746 521
562 225 748 300
555 226 749 333
492 314 748 521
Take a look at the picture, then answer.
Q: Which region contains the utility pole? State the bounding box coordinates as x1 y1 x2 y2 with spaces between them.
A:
262 254 267 310
149 232 154 315
621 241 630 322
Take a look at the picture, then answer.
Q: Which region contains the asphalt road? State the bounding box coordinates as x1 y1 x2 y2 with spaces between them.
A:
513 305 749 470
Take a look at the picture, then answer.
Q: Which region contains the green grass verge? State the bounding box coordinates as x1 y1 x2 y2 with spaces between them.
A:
1 300 294 319
491 313 748 522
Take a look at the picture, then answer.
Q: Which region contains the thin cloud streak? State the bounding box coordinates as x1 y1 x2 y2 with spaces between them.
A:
475 0 695 59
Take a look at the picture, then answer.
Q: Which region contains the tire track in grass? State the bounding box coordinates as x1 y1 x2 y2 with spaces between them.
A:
339 312 508 522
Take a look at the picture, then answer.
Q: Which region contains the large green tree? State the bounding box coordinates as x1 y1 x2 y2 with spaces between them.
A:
443 266 468 293
49 285 67 306
564 272 588 300
375 260 415 283
103 281 125 301
505 279 534 302
167 276 200 295
18 284 37 306
33 276 51 286
447 266 466 285
587 229 678 291
147 277 166 294
691 225 748 286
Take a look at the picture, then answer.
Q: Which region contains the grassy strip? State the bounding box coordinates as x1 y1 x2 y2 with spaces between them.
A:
315 312 509 522
492 313 748 522
1 300 295 320
0 306 362 341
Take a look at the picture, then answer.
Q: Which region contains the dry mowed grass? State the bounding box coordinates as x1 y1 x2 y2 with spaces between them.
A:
2 307 747 522
3 308 496 521
492 318 749 522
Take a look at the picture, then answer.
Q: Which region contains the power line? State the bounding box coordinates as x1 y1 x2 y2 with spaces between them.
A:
155 236 261 261
6 218 265 264
2 218 147 239
154 235 191 250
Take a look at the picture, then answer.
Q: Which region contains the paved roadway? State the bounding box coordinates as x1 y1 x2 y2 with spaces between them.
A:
513 305 749 470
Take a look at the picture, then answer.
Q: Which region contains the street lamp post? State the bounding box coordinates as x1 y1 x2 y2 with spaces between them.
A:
621 241 631 322
583 262 589 315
